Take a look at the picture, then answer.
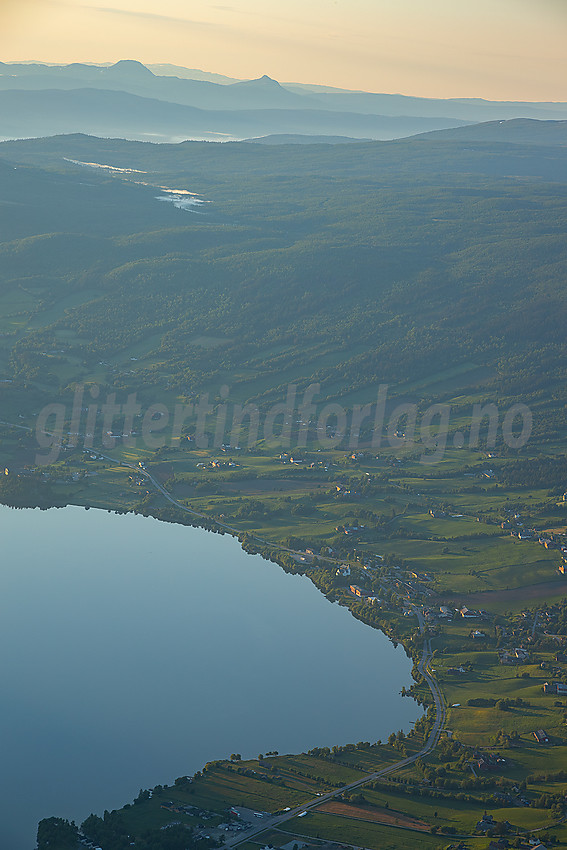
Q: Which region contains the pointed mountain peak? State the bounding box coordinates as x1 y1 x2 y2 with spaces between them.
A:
106 60 154 77
235 74 283 88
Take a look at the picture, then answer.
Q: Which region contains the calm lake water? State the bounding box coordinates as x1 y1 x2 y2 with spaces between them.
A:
0 505 421 849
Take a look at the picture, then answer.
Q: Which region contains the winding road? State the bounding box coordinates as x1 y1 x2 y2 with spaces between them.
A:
97 452 354 567
224 636 445 846
95 452 447 846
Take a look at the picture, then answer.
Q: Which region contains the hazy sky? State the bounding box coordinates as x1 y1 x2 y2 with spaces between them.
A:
2 0 566 99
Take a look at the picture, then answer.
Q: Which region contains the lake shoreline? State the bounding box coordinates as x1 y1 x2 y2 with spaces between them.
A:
3 506 419 850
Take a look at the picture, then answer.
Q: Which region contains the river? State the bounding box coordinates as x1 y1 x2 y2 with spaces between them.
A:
0 504 421 849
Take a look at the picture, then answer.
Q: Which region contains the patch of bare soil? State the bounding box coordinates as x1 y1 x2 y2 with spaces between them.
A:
440 580 567 606
316 801 429 831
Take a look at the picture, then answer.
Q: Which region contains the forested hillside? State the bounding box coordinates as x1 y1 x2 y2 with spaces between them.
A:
0 126 566 437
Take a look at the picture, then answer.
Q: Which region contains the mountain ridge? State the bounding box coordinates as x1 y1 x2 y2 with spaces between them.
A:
1 61 567 122
0 87 471 143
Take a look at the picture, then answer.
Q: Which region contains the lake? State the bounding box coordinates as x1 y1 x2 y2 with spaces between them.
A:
0 505 421 849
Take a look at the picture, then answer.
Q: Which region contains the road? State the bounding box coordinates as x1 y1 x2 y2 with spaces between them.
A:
97 453 447 846
90 451 447 844
95 452 351 568
0 430 449 845
226 638 446 847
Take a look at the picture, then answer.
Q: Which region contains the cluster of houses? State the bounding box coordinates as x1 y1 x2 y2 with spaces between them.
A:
160 802 253 839
428 508 478 520
541 657 567 680
506 607 567 644
459 606 486 619
447 665 468 675
128 474 148 491
486 839 548 850
3 466 40 476
498 647 530 665
348 451 367 462
424 605 453 622
542 681 567 696
81 450 106 461
335 484 361 499
336 523 365 535
215 818 249 834
508 521 567 565
474 752 507 772
504 513 535 540
388 574 428 600
160 801 214 819
349 584 381 605
476 813 506 833
475 813 526 836
40 469 86 484
197 459 240 470
533 729 550 744
492 788 530 807
410 570 432 582
334 557 386 585
424 605 488 622
278 453 308 465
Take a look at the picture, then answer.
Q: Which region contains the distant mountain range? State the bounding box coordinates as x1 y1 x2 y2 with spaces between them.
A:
1 60 567 143
413 118 567 147
0 88 473 143
242 134 372 145
146 64 242 85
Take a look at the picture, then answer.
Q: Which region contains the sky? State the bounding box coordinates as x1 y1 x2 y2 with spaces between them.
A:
1 0 566 100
